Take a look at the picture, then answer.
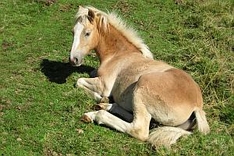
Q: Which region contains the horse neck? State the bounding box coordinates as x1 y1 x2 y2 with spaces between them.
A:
95 25 140 63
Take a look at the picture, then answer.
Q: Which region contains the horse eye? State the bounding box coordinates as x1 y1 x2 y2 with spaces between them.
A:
85 31 91 37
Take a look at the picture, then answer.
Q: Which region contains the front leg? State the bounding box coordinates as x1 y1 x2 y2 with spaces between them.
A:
76 77 110 102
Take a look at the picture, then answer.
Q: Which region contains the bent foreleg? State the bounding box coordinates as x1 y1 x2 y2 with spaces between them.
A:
77 77 106 102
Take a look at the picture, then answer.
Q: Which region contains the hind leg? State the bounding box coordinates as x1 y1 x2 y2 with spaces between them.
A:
81 79 152 141
128 88 152 140
81 91 152 141
81 107 151 141
81 110 131 133
82 86 152 141
94 103 133 122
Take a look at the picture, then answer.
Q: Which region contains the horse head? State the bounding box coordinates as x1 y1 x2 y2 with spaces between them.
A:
70 6 101 66
70 6 153 66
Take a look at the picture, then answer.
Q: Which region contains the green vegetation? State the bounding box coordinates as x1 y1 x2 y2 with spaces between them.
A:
0 0 233 155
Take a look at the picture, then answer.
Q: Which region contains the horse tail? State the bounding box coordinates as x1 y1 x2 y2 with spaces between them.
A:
147 126 191 148
194 108 210 134
148 109 210 148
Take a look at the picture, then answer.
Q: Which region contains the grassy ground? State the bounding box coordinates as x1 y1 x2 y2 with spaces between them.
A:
0 0 233 155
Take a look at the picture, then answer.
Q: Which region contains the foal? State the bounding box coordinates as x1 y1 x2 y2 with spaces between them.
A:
70 6 210 147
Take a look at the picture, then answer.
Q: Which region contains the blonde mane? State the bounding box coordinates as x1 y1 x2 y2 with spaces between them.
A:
76 6 154 59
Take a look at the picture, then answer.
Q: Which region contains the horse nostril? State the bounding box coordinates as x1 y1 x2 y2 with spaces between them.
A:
70 57 79 66
75 58 79 64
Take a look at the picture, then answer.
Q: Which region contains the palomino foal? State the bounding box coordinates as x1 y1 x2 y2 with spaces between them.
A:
70 6 210 147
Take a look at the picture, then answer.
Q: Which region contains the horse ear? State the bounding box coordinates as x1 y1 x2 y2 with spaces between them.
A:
88 9 95 23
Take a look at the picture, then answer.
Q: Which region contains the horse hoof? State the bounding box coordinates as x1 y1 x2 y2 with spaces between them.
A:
100 97 109 103
93 103 107 110
80 115 92 123
93 104 102 111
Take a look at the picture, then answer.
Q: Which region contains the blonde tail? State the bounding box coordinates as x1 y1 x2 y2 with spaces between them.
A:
194 109 210 134
147 127 191 148
148 109 210 148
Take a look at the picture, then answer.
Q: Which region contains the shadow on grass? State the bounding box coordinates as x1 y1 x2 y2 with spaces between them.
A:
40 59 95 84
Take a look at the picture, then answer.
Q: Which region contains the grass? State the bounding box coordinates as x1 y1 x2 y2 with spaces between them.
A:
0 0 233 155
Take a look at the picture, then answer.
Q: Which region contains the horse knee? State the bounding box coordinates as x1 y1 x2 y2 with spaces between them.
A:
76 78 85 87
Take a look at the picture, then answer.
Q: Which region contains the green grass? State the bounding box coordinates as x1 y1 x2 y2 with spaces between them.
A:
0 0 233 155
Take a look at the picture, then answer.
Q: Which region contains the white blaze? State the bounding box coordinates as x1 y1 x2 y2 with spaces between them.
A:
70 22 84 60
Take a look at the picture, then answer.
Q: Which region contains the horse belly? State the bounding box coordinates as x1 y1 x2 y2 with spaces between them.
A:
147 103 188 126
111 82 136 112
111 75 140 112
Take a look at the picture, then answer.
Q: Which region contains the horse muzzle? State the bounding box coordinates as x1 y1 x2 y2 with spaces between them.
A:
69 56 83 66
